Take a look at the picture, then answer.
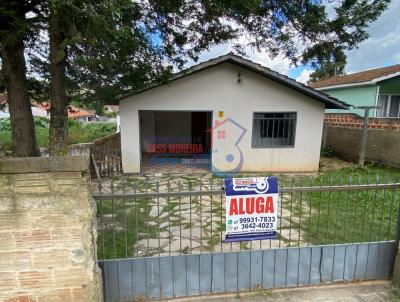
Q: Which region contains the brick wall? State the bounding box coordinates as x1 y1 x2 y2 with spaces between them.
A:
323 114 400 168
0 157 102 302
325 113 400 131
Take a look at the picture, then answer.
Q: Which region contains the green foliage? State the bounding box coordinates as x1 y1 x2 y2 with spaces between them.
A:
321 146 335 158
0 120 116 150
34 116 50 128
0 117 49 131
0 118 11 131
67 121 117 145
27 77 49 101
20 0 391 107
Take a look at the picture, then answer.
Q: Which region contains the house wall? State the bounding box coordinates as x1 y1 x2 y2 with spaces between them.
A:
379 77 400 94
120 63 325 173
323 85 378 116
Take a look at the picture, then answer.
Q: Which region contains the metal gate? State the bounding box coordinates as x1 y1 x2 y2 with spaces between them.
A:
92 176 400 301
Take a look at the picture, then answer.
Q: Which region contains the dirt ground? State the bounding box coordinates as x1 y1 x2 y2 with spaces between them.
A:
319 156 357 172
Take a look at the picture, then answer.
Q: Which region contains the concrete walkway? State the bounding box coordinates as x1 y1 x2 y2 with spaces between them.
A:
161 281 398 302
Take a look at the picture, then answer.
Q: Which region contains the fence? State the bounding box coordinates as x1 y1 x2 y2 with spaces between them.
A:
92 175 400 260
90 132 122 178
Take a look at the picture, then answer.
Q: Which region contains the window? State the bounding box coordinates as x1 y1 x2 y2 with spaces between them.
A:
252 112 296 148
376 94 400 117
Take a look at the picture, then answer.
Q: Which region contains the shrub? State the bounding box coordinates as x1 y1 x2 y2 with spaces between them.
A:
0 119 117 151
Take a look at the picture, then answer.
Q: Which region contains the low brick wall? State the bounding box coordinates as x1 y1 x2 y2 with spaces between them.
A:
0 157 102 302
325 113 400 131
323 114 400 168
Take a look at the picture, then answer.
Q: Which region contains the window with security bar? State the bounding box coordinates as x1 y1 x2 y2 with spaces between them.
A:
252 112 296 148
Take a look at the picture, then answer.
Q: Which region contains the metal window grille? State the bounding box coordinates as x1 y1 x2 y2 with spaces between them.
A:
252 112 296 147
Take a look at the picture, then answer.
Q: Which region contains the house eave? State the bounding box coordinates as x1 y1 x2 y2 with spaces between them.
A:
119 54 349 110
315 71 400 91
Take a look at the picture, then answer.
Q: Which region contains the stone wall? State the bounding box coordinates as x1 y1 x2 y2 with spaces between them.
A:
0 157 102 302
323 114 400 168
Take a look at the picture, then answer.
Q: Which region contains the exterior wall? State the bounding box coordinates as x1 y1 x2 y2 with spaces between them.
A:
323 114 400 168
323 85 378 116
120 63 325 173
0 157 102 302
379 77 400 94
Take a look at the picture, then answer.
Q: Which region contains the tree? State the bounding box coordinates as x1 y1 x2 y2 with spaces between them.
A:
2 0 391 155
0 1 40 156
48 2 70 155
67 0 391 104
307 45 347 82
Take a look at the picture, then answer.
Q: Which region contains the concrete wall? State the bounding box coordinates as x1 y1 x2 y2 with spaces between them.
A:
323 85 378 116
323 120 400 168
0 157 102 302
120 63 326 173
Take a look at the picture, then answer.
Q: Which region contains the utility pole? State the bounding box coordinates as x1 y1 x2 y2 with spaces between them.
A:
353 106 379 167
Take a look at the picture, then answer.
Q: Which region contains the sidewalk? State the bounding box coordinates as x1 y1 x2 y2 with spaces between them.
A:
161 281 398 302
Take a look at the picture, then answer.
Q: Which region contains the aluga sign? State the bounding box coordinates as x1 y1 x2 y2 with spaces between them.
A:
224 177 278 242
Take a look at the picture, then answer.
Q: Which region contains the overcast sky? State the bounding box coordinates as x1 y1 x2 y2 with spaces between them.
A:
190 0 400 84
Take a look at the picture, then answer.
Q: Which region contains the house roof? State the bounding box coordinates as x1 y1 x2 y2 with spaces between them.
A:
67 105 95 118
120 53 349 109
0 93 6 105
309 64 400 89
33 102 95 118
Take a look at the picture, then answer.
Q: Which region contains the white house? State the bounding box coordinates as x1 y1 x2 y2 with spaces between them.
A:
120 54 348 174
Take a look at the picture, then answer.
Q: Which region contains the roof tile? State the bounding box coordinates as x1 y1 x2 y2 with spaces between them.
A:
309 64 400 88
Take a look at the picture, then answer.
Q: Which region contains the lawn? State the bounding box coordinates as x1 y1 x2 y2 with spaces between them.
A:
94 158 400 259
0 117 117 150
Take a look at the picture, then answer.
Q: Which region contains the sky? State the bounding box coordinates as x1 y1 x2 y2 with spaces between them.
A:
188 0 400 84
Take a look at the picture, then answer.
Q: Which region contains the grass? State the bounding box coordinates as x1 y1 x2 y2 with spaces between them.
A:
96 159 400 259
0 118 116 150
288 183 400 246
284 164 400 246
97 197 159 259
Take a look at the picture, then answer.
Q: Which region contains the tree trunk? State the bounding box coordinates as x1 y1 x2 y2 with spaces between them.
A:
49 7 69 156
1 35 38 157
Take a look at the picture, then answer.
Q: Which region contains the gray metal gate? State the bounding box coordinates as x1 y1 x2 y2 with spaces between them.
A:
93 176 400 301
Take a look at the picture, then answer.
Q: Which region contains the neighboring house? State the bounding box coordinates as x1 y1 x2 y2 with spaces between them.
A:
33 102 96 122
1 96 96 122
120 54 348 173
309 64 400 117
67 105 97 122
0 94 9 119
104 105 119 113
31 102 49 118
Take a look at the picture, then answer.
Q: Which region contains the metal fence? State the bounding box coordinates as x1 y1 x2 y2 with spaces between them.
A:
92 175 400 260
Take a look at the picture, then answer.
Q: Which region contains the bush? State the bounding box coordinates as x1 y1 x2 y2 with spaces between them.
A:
0 119 117 151
0 118 12 131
